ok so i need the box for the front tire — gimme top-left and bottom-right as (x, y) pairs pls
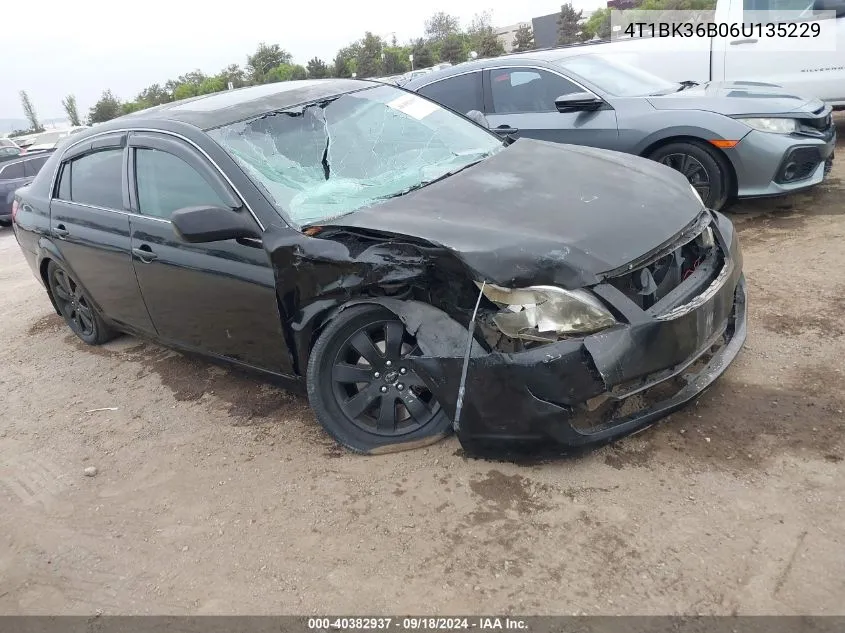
(306, 304), (451, 453)
(47, 261), (116, 345)
(648, 141), (730, 211)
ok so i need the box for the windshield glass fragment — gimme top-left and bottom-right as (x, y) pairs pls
(208, 85), (504, 225)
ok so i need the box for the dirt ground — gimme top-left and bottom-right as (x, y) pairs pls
(1, 125), (843, 616)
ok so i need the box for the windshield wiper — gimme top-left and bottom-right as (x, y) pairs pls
(378, 157), (488, 201)
(675, 80), (699, 92)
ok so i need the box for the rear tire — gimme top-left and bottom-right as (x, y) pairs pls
(47, 261), (117, 345)
(647, 141), (731, 211)
(306, 304), (452, 454)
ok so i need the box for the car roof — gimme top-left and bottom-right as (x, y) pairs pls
(85, 79), (378, 137)
(401, 49), (597, 89)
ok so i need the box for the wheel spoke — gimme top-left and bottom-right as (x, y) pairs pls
(402, 391), (432, 423)
(56, 271), (72, 295)
(77, 305), (95, 331)
(375, 396), (396, 432)
(383, 322), (405, 360)
(343, 383), (381, 419)
(399, 372), (428, 389)
(333, 362), (373, 384)
(53, 284), (71, 302)
(349, 331), (383, 366)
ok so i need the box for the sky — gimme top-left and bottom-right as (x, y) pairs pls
(1, 0), (605, 123)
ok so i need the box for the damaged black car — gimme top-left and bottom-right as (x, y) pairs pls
(11, 79), (747, 455)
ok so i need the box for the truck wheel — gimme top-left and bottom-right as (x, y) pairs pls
(306, 304), (451, 454)
(648, 141), (730, 211)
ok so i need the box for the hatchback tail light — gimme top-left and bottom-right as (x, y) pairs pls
(11, 199), (20, 222)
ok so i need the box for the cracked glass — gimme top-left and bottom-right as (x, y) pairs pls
(208, 85), (503, 226)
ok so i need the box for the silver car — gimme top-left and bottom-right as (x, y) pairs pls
(403, 51), (836, 211)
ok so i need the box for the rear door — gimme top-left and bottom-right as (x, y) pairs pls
(49, 134), (156, 335)
(416, 72), (484, 116)
(482, 66), (620, 149)
(126, 131), (288, 372)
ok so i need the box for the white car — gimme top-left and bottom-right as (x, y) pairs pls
(25, 126), (88, 152)
(563, 0), (845, 107)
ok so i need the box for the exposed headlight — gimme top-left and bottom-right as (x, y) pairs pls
(737, 117), (797, 134)
(689, 183), (704, 207)
(478, 282), (617, 342)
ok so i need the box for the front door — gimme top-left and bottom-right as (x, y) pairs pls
(483, 67), (620, 149)
(125, 131), (289, 373)
(48, 134), (156, 334)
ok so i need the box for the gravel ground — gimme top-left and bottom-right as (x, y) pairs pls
(0, 126), (843, 615)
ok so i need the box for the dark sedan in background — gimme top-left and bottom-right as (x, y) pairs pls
(12, 79), (745, 456)
(404, 51), (836, 211)
(1, 153), (51, 226)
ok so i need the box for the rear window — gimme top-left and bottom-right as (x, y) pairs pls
(0, 162), (25, 180)
(24, 156), (48, 176)
(418, 73), (483, 115)
(55, 149), (123, 209)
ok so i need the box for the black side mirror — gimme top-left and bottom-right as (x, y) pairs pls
(465, 110), (490, 128)
(555, 92), (605, 113)
(814, 0), (845, 15)
(171, 206), (260, 243)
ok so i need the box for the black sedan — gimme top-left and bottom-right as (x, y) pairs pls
(12, 79), (746, 455)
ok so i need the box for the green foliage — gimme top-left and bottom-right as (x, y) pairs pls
(264, 63), (308, 83)
(307, 57), (330, 78)
(247, 43), (293, 83)
(424, 12), (461, 42)
(218, 64), (248, 89)
(411, 38), (435, 69)
(62, 94), (82, 126)
(513, 24), (535, 51)
(87, 90), (122, 124)
(438, 33), (467, 64)
(580, 8), (612, 40)
(198, 76), (226, 95)
(334, 43), (360, 78)
(137, 84), (171, 106)
(382, 47), (409, 74)
(557, 2), (583, 45)
(19, 91), (43, 132)
(467, 12), (506, 58)
(355, 32), (385, 78)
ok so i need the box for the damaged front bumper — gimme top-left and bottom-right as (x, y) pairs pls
(407, 213), (747, 452)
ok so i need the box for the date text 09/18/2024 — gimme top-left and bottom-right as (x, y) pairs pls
(306, 618), (528, 630)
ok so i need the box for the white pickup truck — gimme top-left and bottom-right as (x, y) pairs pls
(576, 0), (845, 107)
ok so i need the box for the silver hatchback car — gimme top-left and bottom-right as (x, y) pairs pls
(403, 51), (836, 211)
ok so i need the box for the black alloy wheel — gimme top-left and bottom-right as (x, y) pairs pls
(307, 305), (451, 453)
(47, 261), (115, 345)
(648, 140), (730, 211)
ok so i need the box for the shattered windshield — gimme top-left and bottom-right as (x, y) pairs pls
(208, 85), (504, 225)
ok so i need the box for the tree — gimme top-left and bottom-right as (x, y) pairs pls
(424, 12), (461, 42)
(438, 33), (466, 64)
(580, 8), (611, 40)
(467, 12), (506, 58)
(19, 91), (43, 132)
(217, 64), (248, 89)
(355, 32), (385, 78)
(382, 47), (409, 74)
(62, 94), (82, 126)
(198, 76), (226, 95)
(513, 24), (535, 51)
(87, 90), (122, 124)
(334, 43), (360, 77)
(307, 57), (330, 78)
(247, 43), (293, 83)
(557, 3), (583, 45)
(410, 38), (435, 69)
(137, 84), (171, 106)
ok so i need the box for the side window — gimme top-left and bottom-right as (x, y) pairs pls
(0, 162), (25, 180)
(489, 68), (580, 114)
(418, 73), (483, 115)
(134, 148), (227, 220)
(65, 149), (124, 209)
(56, 163), (71, 200)
(24, 156), (48, 177)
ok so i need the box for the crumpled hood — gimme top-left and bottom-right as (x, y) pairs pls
(323, 139), (703, 289)
(647, 81), (825, 116)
